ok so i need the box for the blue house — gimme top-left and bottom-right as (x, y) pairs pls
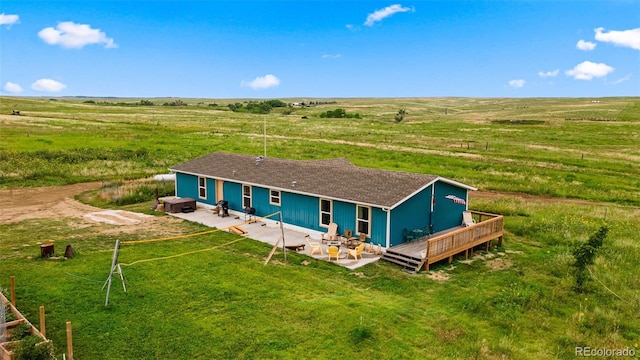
(169, 152), (477, 249)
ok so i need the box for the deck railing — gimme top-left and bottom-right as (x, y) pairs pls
(423, 211), (504, 270)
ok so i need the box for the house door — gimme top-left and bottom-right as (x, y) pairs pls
(216, 180), (224, 202)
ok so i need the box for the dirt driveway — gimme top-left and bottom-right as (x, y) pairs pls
(0, 182), (106, 224)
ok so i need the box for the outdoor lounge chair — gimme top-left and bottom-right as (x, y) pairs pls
(358, 233), (367, 245)
(462, 211), (476, 227)
(306, 235), (323, 255)
(327, 245), (341, 261)
(347, 243), (365, 260)
(342, 229), (357, 247)
(321, 223), (339, 243)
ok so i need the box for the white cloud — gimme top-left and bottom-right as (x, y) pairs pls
(576, 40), (596, 51)
(31, 79), (67, 92)
(38, 21), (117, 49)
(0, 13), (19, 28)
(3, 82), (23, 93)
(594, 27), (640, 50)
(364, 4), (413, 26)
(538, 69), (559, 78)
(241, 74), (280, 90)
(565, 61), (614, 80)
(508, 79), (525, 88)
(322, 54), (342, 59)
(345, 24), (354, 30)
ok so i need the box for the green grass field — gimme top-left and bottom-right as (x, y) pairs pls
(1, 96), (639, 359)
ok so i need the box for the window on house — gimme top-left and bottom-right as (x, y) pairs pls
(356, 205), (371, 236)
(242, 184), (252, 208)
(198, 177), (207, 199)
(270, 189), (281, 206)
(319, 199), (332, 227)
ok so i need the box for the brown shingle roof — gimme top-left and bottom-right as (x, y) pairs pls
(170, 152), (451, 208)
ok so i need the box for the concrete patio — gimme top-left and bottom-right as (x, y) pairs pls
(163, 201), (383, 270)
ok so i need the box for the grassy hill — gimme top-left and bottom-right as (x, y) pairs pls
(0, 96), (638, 359)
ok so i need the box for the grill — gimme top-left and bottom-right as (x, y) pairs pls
(217, 200), (229, 217)
(244, 206), (256, 222)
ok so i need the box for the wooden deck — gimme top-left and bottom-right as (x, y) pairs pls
(382, 211), (504, 273)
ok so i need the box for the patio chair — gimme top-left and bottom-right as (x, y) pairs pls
(462, 211), (476, 227)
(306, 235), (323, 256)
(321, 222), (339, 243)
(347, 243), (365, 260)
(342, 229), (356, 247)
(358, 233), (367, 245)
(327, 245), (341, 261)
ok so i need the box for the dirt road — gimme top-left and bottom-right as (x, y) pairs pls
(0, 182), (105, 224)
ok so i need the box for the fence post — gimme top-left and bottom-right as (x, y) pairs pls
(10, 276), (15, 306)
(66, 321), (74, 360)
(40, 306), (46, 338)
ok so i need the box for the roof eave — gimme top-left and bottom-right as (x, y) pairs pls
(437, 176), (478, 191)
(170, 168), (390, 209)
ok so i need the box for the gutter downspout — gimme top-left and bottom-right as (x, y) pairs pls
(383, 207), (391, 249)
(174, 172), (179, 198)
(429, 184), (435, 234)
(465, 190), (470, 211)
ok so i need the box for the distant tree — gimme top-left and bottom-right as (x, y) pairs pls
(395, 108), (407, 123)
(162, 99), (186, 106)
(246, 101), (272, 114)
(265, 99), (287, 108)
(140, 99), (154, 106)
(226, 99), (288, 114)
(228, 103), (243, 112)
(319, 108), (360, 119)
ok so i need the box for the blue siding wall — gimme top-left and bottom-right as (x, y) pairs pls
(176, 173), (199, 200)
(389, 185), (432, 247)
(223, 182), (242, 211)
(280, 192), (320, 230)
(370, 208), (387, 246)
(175, 173), (216, 205)
(332, 201), (355, 235)
(432, 182), (468, 232)
(251, 187), (275, 216)
(203, 178), (216, 205)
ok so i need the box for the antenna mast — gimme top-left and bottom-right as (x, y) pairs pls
(263, 116), (267, 158)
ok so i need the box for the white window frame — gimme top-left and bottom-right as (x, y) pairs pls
(319, 198), (332, 228)
(242, 184), (252, 208)
(198, 176), (207, 199)
(269, 189), (281, 206)
(356, 204), (371, 237)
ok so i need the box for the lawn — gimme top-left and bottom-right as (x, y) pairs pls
(1, 96), (639, 359)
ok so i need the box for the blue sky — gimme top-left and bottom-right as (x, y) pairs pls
(1, 1), (639, 98)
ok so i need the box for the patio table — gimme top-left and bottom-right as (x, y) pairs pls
(284, 244), (305, 252)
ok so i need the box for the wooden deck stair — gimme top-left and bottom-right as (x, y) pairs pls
(381, 249), (425, 274)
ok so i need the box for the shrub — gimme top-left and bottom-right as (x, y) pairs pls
(572, 226), (608, 292)
(13, 335), (55, 360)
(12, 322), (33, 340)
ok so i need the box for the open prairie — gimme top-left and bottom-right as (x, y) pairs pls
(0, 96), (639, 359)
